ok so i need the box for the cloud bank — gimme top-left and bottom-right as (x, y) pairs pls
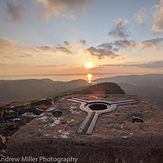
(102, 60), (163, 68)
(85, 39), (135, 60)
(85, 46), (119, 60)
(0, 38), (81, 57)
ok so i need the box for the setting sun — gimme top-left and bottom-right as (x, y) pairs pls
(84, 62), (93, 69)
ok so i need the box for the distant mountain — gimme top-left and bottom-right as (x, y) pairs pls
(73, 82), (125, 95)
(0, 79), (88, 105)
(94, 74), (163, 87)
(94, 74), (163, 109)
(1, 74), (163, 110)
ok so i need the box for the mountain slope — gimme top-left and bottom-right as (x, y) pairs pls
(94, 74), (163, 87)
(0, 79), (88, 105)
(94, 74), (163, 109)
(73, 82), (125, 94)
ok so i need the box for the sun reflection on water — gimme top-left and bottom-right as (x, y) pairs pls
(87, 74), (92, 83)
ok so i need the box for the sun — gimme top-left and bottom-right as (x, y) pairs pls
(84, 62), (93, 69)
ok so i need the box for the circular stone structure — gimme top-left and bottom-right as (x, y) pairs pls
(6, 94), (163, 163)
(85, 102), (110, 110)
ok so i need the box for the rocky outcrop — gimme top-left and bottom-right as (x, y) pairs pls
(6, 94), (163, 163)
(73, 82), (125, 94)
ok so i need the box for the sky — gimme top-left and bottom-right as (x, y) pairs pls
(0, 0), (163, 79)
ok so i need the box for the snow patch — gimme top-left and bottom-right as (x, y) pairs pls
(60, 132), (70, 138)
(36, 108), (44, 112)
(51, 98), (55, 104)
(24, 103), (30, 105)
(70, 106), (80, 114)
(49, 118), (62, 127)
(70, 106), (77, 109)
(67, 119), (74, 123)
(50, 123), (56, 127)
(12, 118), (22, 121)
(58, 117), (64, 120)
(39, 116), (48, 120)
(47, 107), (55, 111)
(22, 112), (38, 118)
(122, 136), (128, 139)
(9, 110), (15, 113)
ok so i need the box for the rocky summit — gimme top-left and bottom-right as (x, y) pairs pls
(6, 94), (163, 163)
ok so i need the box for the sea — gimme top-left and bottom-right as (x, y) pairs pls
(0, 73), (130, 82)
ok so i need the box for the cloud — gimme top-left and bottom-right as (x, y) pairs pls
(0, 38), (36, 58)
(36, 45), (56, 54)
(139, 38), (163, 49)
(36, 42), (75, 55)
(98, 43), (119, 52)
(114, 40), (136, 49)
(137, 60), (163, 68)
(56, 41), (74, 55)
(101, 60), (163, 68)
(6, 0), (27, 24)
(0, 38), (19, 55)
(0, 63), (6, 66)
(108, 18), (129, 39)
(0, 38), (81, 57)
(64, 41), (70, 46)
(18, 54), (36, 58)
(56, 46), (74, 55)
(152, 0), (163, 32)
(85, 43), (119, 60)
(37, 0), (92, 19)
(79, 40), (87, 45)
(134, 8), (148, 25)
(85, 39), (136, 60)
(36, 64), (67, 67)
(38, 41), (78, 55)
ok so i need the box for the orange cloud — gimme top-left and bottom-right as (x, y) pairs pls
(152, 0), (163, 32)
(139, 38), (163, 50)
(0, 39), (19, 55)
(37, 0), (92, 19)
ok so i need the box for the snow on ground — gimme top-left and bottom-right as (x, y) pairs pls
(22, 112), (38, 118)
(58, 130), (70, 138)
(69, 106), (81, 114)
(36, 108), (44, 112)
(67, 119), (74, 123)
(47, 107), (55, 111)
(12, 118), (22, 121)
(9, 110), (15, 113)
